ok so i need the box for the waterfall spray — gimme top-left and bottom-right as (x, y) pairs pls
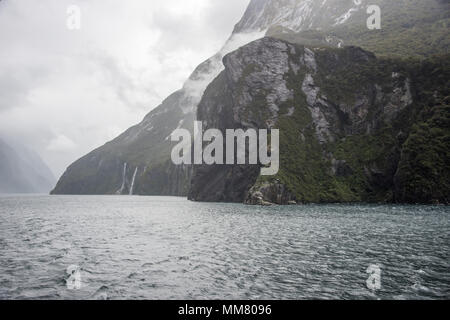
(117, 162), (127, 195)
(129, 167), (138, 195)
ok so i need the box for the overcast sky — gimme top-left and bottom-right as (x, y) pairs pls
(0, 0), (250, 178)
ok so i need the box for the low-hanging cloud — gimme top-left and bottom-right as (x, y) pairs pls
(0, 0), (250, 177)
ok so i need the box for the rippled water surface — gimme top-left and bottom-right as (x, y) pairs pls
(0, 195), (448, 300)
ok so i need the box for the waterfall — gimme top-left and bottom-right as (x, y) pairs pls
(129, 167), (138, 195)
(117, 162), (127, 194)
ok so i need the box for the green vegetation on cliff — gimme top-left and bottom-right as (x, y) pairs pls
(270, 0), (449, 59)
(235, 41), (450, 204)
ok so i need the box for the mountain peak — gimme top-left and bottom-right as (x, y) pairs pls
(233, 0), (364, 34)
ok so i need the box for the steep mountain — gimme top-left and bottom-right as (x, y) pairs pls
(234, 0), (367, 32)
(51, 31), (265, 195)
(53, 0), (449, 198)
(268, 0), (450, 59)
(0, 138), (56, 193)
(189, 38), (449, 204)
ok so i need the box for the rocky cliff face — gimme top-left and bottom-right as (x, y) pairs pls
(52, 88), (195, 195)
(52, 0), (449, 200)
(51, 31), (265, 195)
(246, 0), (450, 59)
(52, 0), (373, 196)
(234, 0), (366, 33)
(189, 37), (449, 204)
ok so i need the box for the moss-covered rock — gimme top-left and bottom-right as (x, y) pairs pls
(190, 37), (450, 205)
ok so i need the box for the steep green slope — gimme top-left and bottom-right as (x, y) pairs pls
(270, 0), (450, 59)
(52, 89), (194, 195)
(53, 0), (449, 197)
(190, 37), (449, 204)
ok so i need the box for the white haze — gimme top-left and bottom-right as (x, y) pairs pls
(0, 0), (250, 178)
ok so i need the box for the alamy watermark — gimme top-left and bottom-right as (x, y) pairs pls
(66, 5), (81, 30)
(171, 121), (279, 176)
(352, 0), (381, 30)
(367, 5), (381, 30)
(66, 265), (82, 290)
(366, 264), (382, 291)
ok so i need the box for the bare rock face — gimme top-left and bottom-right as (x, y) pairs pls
(233, 0), (368, 34)
(53, 0), (449, 201)
(51, 30), (265, 196)
(189, 37), (449, 204)
(245, 180), (296, 205)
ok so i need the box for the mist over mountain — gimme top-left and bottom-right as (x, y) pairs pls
(239, 0), (449, 58)
(51, 8), (268, 196)
(0, 138), (56, 194)
(52, 0), (449, 204)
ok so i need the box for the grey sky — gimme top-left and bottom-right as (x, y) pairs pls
(0, 0), (250, 178)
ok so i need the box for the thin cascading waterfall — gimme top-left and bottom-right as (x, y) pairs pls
(129, 167), (138, 196)
(117, 162), (127, 195)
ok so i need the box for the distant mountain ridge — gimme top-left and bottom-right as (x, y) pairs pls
(0, 138), (55, 194)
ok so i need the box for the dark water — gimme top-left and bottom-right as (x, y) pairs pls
(0, 195), (448, 300)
